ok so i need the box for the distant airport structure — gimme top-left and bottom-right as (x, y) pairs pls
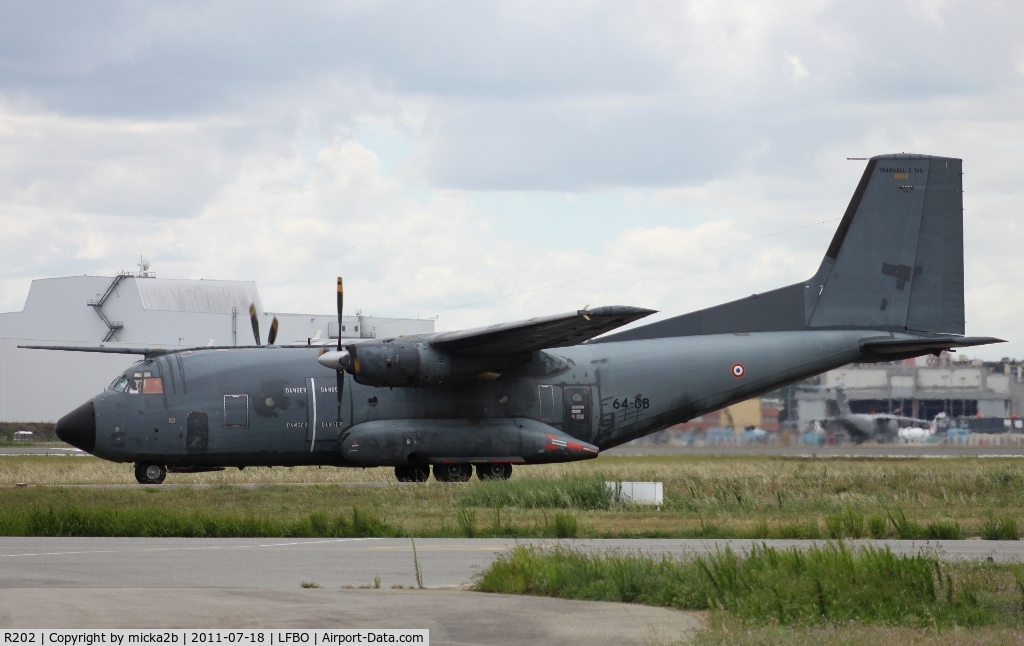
(796, 356), (1022, 422)
(0, 263), (432, 422)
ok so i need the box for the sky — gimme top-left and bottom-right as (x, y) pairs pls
(0, 1), (1022, 358)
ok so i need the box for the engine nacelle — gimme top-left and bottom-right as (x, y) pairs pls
(319, 341), (527, 387)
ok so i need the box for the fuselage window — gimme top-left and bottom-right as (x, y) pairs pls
(124, 371), (158, 395)
(224, 394), (249, 428)
(142, 377), (164, 394)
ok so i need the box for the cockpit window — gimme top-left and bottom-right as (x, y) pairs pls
(109, 376), (129, 392)
(121, 371), (161, 395)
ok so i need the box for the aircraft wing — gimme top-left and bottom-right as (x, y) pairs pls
(429, 306), (656, 356)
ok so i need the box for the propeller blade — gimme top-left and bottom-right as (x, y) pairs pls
(267, 316), (279, 345)
(342, 276), (350, 352)
(336, 276), (344, 424)
(249, 304), (261, 346)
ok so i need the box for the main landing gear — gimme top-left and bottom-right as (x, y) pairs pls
(394, 464), (430, 482)
(134, 461), (167, 485)
(433, 464), (472, 482)
(393, 463), (514, 482)
(476, 463), (513, 480)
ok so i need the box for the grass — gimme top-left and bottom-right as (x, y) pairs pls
(0, 504), (393, 537)
(475, 543), (1024, 628)
(3, 454), (1024, 538)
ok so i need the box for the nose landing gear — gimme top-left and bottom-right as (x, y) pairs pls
(134, 461), (167, 485)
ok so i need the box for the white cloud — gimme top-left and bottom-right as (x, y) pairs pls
(0, 0), (1022, 360)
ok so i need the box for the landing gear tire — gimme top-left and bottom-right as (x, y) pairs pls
(395, 465), (430, 483)
(434, 463), (472, 482)
(476, 463), (512, 480)
(135, 461), (167, 485)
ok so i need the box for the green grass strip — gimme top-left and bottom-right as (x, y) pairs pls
(475, 543), (1021, 626)
(0, 505), (393, 538)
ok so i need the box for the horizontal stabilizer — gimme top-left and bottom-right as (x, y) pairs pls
(18, 344), (173, 356)
(859, 335), (1004, 358)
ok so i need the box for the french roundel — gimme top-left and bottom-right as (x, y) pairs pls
(731, 363), (746, 378)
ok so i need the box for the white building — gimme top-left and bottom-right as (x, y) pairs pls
(794, 357), (1022, 423)
(0, 272), (433, 422)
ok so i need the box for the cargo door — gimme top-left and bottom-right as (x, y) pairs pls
(562, 386), (592, 439)
(305, 376), (346, 446)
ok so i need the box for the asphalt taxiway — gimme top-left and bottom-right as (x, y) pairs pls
(3, 537), (1024, 643)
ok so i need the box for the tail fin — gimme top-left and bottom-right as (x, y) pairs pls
(805, 154), (964, 334)
(596, 153), (966, 343)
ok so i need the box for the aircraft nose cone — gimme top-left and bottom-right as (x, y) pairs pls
(56, 400), (96, 453)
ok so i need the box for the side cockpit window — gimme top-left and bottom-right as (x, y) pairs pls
(109, 376), (129, 392)
(121, 371), (163, 395)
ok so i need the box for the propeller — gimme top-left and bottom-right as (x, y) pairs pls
(267, 317), (279, 345)
(335, 277), (344, 424)
(249, 304), (261, 346)
(578, 304), (592, 321)
(249, 304), (279, 346)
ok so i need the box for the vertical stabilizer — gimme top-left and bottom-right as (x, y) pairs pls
(806, 154), (965, 334)
(592, 153), (967, 344)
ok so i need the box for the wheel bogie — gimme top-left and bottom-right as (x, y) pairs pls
(476, 463), (512, 480)
(433, 463), (472, 482)
(134, 461), (167, 485)
(394, 464), (429, 482)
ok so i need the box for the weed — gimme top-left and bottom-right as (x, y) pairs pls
(888, 508), (925, 540)
(825, 514), (844, 539)
(551, 512), (578, 538)
(374, 575), (381, 589)
(868, 514), (887, 539)
(300, 581), (319, 588)
(924, 519), (963, 540)
(841, 509), (865, 539)
(456, 507), (476, 538)
(980, 516), (1018, 541)
(411, 538), (423, 589)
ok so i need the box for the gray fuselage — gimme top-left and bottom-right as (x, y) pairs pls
(85, 329), (878, 468)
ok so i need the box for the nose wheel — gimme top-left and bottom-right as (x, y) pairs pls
(134, 461), (167, 485)
(476, 463), (512, 480)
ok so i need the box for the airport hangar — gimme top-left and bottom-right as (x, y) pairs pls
(0, 269), (432, 424)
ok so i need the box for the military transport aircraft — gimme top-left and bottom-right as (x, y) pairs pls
(819, 387), (932, 444)
(30, 154), (1003, 483)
